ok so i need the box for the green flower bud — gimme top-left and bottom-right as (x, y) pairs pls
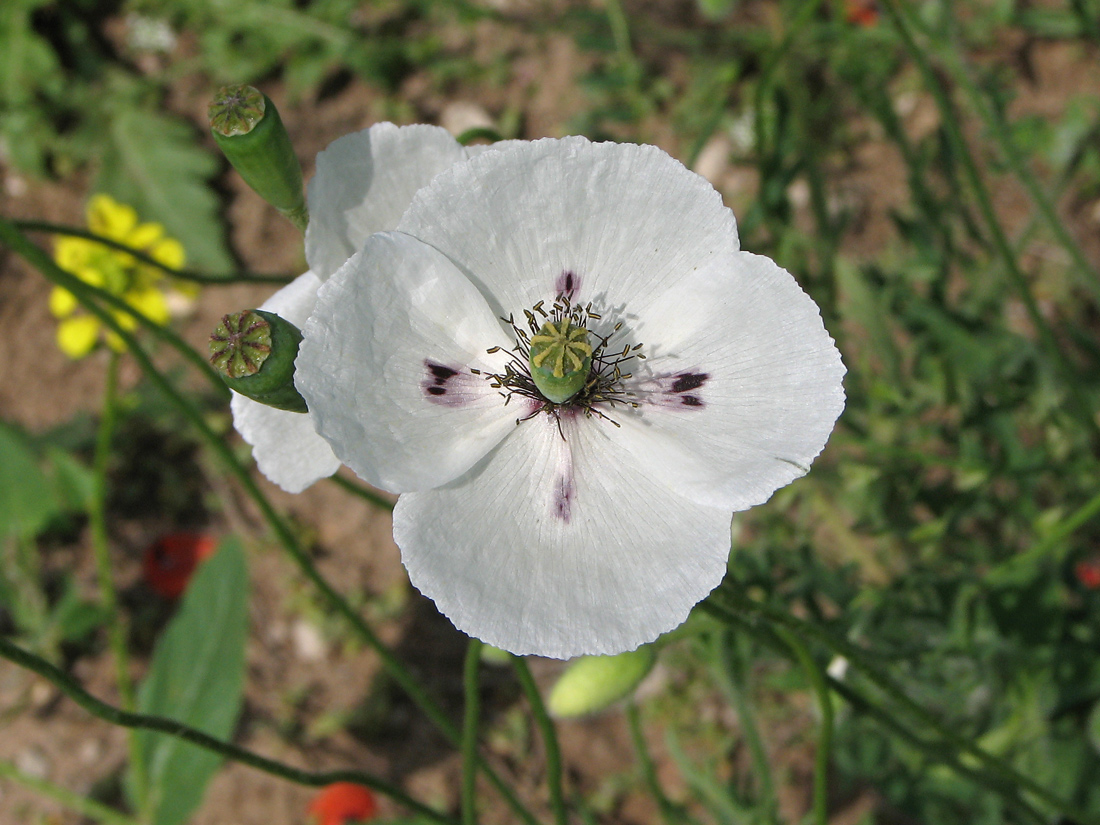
(209, 85), (308, 232)
(528, 318), (593, 404)
(209, 309), (308, 413)
(547, 646), (656, 718)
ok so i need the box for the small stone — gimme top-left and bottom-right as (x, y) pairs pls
(15, 747), (50, 779)
(441, 101), (495, 138)
(292, 619), (327, 661)
(692, 135), (731, 186)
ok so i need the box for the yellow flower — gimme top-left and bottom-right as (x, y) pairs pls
(50, 194), (188, 359)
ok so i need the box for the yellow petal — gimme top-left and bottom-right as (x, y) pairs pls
(74, 264), (107, 289)
(54, 237), (92, 272)
(112, 308), (139, 332)
(151, 237), (185, 270)
(49, 287), (78, 318)
(105, 330), (128, 352)
(128, 221), (164, 250)
(87, 194), (137, 240)
(57, 316), (100, 359)
(126, 287), (170, 326)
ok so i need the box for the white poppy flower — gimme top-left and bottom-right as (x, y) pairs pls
(297, 136), (846, 658)
(231, 123), (480, 492)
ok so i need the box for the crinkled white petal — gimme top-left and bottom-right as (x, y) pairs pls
(394, 413), (732, 659)
(604, 251), (846, 511)
(305, 123), (468, 280)
(397, 136), (739, 316)
(230, 272), (340, 493)
(297, 232), (518, 493)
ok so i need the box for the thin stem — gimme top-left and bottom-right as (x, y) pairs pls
(512, 657), (568, 825)
(0, 759), (142, 825)
(461, 638), (484, 825)
(626, 702), (683, 825)
(878, 0), (1100, 443)
(931, 6), (1100, 302)
(0, 637), (454, 823)
(327, 473), (395, 512)
(700, 601), (1049, 824)
(0, 218), (540, 825)
(987, 484), (1100, 582)
(711, 632), (778, 821)
(12, 221), (293, 284)
(772, 626), (832, 825)
(24, 257), (229, 403)
(708, 589), (1096, 824)
(89, 352), (148, 815)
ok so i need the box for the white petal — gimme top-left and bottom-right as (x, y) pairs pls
(397, 136), (739, 316)
(297, 232), (519, 493)
(230, 272), (340, 493)
(394, 413), (732, 659)
(607, 251), (845, 511)
(305, 123), (468, 280)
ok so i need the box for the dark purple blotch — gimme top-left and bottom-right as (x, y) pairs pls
(422, 360), (469, 407)
(640, 370), (710, 410)
(555, 269), (580, 299)
(553, 474), (574, 523)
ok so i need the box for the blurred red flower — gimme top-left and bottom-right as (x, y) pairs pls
(308, 783), (378, 825)
(1075, 557), (1100, 590)
(846, 0), (879, 27)
(142, 533), (216, 600)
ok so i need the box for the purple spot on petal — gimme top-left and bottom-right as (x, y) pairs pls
(422, 360), (479, 407)
(555, 269), (580, 299)
(553, 474), (573, 523)
(671, 372), (708, 393)
(637, 369), (710, 411)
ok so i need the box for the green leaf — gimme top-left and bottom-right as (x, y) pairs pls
(0, 422), (62, 540)
(97, 103), (232, 272)
(134, 537), (248, 825)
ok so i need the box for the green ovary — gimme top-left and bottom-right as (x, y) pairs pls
(529, 319), (593, 404)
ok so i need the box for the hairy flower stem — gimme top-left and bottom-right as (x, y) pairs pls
(512, 657), (568, 825)
(461, 638), (484, 825)
(13, 221), (292, 284)
(773, 626), (832, 825)
(0, 218), (538, 825)
(89, 352), (148, 816)
(0, 637), (454, 824)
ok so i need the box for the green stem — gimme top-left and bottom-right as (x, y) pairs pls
(0, 217), (540, 825)
(927, 5), (1100, 302)
(89, 352), (148, 816)
(772, 626), (832, 825)
(878, 0), (1100, 443)
(711, 632), (778, 821)
(700, 601), (1049, 824)
(708, 588), (1096, 824)
(512, 657), (568, 825)
(461, 638), (484, 825)
(0, 637), (455, 825)
(626, 702), (684, 825)
(13, 221), (292, 284)
(0, 759), (142, 825)
(327, 473), (395, 512)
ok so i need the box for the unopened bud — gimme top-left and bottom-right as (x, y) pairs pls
(547, 645), (656, 718)
(209, 85), (308, 231)
(210, 309), (307, 413)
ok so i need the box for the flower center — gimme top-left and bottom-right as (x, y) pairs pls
(480, 293), (645, 427)
(528, 318), (593, 403)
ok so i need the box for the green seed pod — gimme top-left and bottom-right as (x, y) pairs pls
(528, 318), (593, 404)
(209, 85), (308, 232)
(209, 309), (308, 413)
(547, 646), (657, 718)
